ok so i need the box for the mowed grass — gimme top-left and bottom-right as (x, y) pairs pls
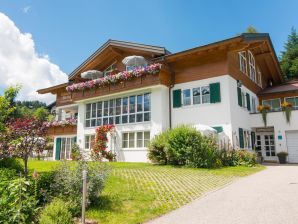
(28, 161), (264, 224)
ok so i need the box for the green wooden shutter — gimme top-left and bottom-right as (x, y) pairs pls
(251, 131), (256, 150)
(173, 89), (182, 108)
(212, 126), (223, 133)
(55, 138), (61, 160)
(239, 128), (244, 148)
(210, 82), (221, 103)
(237, 87), (242, 107)
(246, 93), (251, 111)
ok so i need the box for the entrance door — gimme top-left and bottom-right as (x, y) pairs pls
(256, 133), (276, 160)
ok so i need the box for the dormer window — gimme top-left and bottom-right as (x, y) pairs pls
(238, 51), (247, 74)
(248, 50), (256, 81)
(103, 62), (117, 77)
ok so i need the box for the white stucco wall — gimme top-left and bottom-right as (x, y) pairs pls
(75, 85), (169, 162)
(171, 75), (233, 142)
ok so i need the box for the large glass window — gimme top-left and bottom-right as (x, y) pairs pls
(60, 137), (75, 160)
(201, 86), (210, 104)
(192, 87), (201, 105)
(85, 93), (151, 127)
(263, 99), (281, 111)
(122, 131), (150, 149)
(248, 51), (256, 81)
(239, 51), (247, 74)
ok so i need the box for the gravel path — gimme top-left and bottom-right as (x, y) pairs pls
(147, 165), (298, 224)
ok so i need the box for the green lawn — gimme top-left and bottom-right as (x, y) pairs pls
(28, 161), (264, 224)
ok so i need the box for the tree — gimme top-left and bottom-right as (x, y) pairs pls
(280, 28), (298, 80)
(0, 86), (20, 132)
(8, 117), (48, 179)
(246, 26), (258, 33)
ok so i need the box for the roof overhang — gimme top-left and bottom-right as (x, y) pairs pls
(37, 83), (68, 94)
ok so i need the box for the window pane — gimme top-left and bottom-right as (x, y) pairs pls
(122, 97), (128, 114)
(96, 118), (102, 126)
(144, 131), (150, 147)
(85, 120), (90, 127)
(103, 117), (109, 125)
(115, 116), (121, 124)
(129, 114), (135, 123)
(91, 119), (96, 127)
(136, 113), (143, 122)
(271, 99), (280, 110)
(122, 115), (128, 124)
(144, 112), (150, 122)
(129, 96), (136, 113)
(109, 100), (115, 116)
(286, 97), (295, 106)
(91, 103), (97, 118)
(104, 101), (109, 116)
(85, 136), (89, 149)
(183, 89), (191, 106)
(137, 132), (143, 147)
(193, 87), (201, 104)
(109, 117), (114, 125)
(97, 102), (102, 117)
(122, 133), (128, 148)
(86, 104), (91, 119)
(129, 133), (135, 148)
(116, 98), (121, 115)
(137, 95), (143, 112)
(202, 86), (210, 103)
(144, 93), (150, 111)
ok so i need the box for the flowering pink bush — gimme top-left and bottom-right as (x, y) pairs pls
(44, 118), (77, 127)
(66, 63), (162, 92)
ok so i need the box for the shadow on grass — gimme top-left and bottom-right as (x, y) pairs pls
(90, 195), (121, 212)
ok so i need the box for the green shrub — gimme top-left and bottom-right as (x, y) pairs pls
(0, 168), (17, 180)
(220, 149), (257, 167)
(0, 157), (23, 172)
(51, 161), (109, 215)
(148, 130), (169, 164)
(39, 198), (73, 224)
(149, 125), (221, 168)
(34, 171), (56, 205)
(0, 177), (37, 223)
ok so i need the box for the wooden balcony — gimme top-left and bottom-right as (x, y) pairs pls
(46, 125), (77, 136)
(56, 70), (170, 106)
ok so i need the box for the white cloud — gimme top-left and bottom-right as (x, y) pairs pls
(0, 12), (68, 104)
(22, 6), (31, 14)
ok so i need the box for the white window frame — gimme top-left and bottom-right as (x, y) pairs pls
(251, 97), (257, 113)
(182, 86), (210, 107)
(239, 51), (247, 74)
(248, 50), (256, 82)
(85, 135), (95, 150)
(122, 131), (150, 149)
(243, 130), (251, 149)
(60, 137), (75, 160)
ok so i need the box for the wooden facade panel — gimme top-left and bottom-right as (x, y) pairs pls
(259, 91), (298, 103)
(173, 58), (228, 84)
(47, 125), (77, 136)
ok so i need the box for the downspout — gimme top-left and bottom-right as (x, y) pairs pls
(162, 57), (175, 129)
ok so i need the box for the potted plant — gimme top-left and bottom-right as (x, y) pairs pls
(281, 101), (293, 124)
(277, 151), (288, 164)
(257, 105), (271, 127)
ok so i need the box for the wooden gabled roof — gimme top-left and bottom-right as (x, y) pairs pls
(68, 39), (170, 81)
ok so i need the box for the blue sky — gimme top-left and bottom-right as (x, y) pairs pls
(0, 0), (298, 78)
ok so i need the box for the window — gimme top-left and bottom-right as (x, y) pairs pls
(243, 130), (251, 149)
(192, 87), (201, 104)
(248, 51), (256, 81)
(251, 97), (257, 113)
(103, 62), (117, 77)
(60, 137), (75, 160)
(241, 92), (246, 108)
(85, 135), (95, 150)
(256, 67), (262, 87)
(263, 99), (281, 111)
(201, 86), (210, 103)
(238, 51), (247, 74)
(85, 93), (151, 127)
(122, 131), (150, 149)
(285, 97), (298, 109)
(183, 89), (191, 106)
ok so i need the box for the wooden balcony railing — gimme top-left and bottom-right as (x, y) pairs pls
(46, 125), (77, 136)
